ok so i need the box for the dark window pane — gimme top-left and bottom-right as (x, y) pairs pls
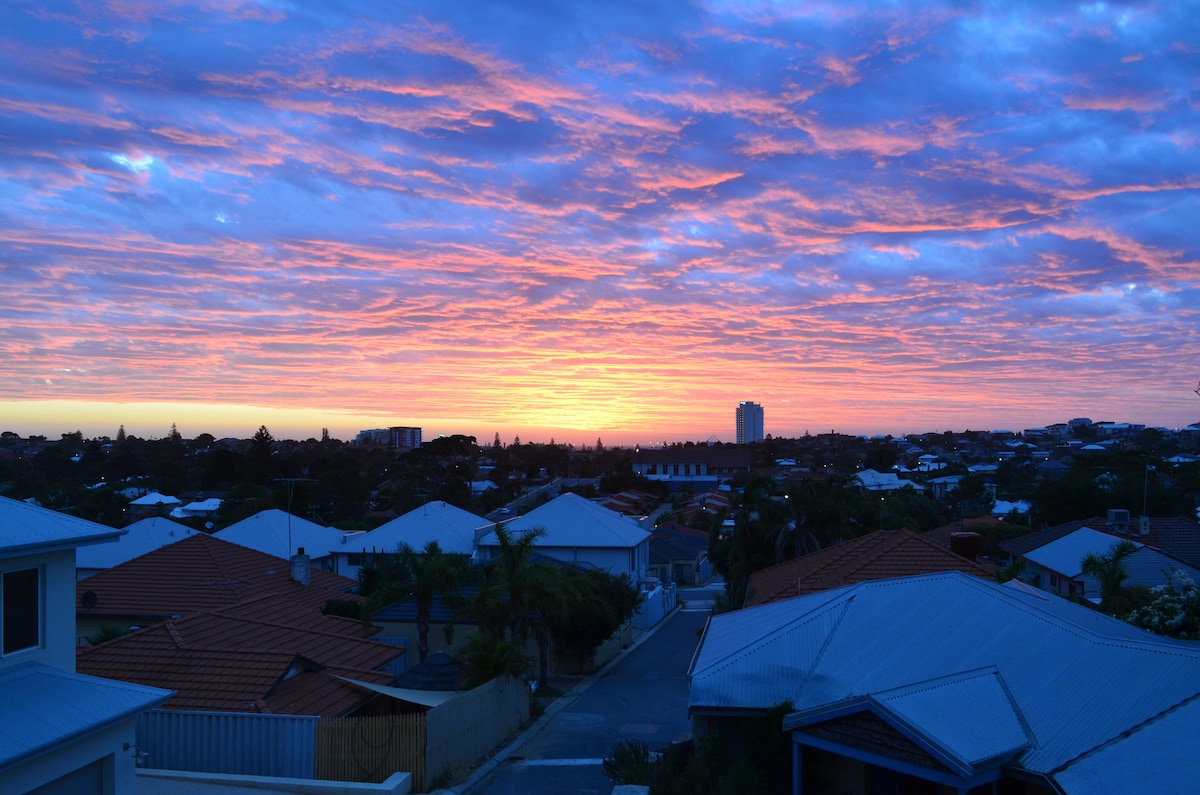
(3, 568), (40, 654)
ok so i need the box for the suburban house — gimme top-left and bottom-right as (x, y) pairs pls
(77, 608), (404, 716)
(474, 492), (651, 581)
(648, 521), (711, 587)
(1002, 525), (1200, 601)
(598, 489), (663, 518)
(631, 445), (753, 491)
(126, 491), (182, 519)
(744, 529), (997, 607)
(170, 497), (222, 521)
(75, 515), (200, 580)
(331, 500), (488, 581)
(75, 532), (358, 645)
(1000, 514), (1200, 571)
(0, 496), (172, 795)
(852, 469), (918, 491)
(72, 525), (525, 792)
(214, 508), (358, 575)
(689, 572), (1200, 794)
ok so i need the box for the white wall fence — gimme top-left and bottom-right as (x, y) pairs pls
(425, 675), (529, 783)
(632, 582), (677, 630)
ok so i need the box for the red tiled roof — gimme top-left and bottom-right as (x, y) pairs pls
(77, 532), (357, 623)
(745, 529), (998, 607)
(77, 611), (401, 716)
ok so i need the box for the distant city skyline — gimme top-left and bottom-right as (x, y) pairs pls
(1, 3), (1197, 444)
(2, 401), (1194, 448)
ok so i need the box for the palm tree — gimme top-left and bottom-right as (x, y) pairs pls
(1081, 540), (1139, 614)
(474, 523), (567, 688)
(361, 540), (469, 663)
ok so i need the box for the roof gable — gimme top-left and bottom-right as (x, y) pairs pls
(690, 572), (1200, 781)
(215, 509), (350, 560)
(347, 501), (487, 557)
(787, 668), (1033, 779)
(1023, 528), (1142, 578)
(477, 493), (650, 549)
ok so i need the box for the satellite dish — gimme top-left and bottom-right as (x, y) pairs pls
(81, 591), (98, 609)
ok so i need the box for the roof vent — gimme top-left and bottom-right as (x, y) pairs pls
(1138, 515), (1150, 536)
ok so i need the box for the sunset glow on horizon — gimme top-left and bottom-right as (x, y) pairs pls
(2, 1), (1198, 446)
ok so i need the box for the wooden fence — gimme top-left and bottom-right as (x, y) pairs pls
(316, 714), (426, 790)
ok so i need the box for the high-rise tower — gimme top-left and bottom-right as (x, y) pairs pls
(736, 401), (764, 444)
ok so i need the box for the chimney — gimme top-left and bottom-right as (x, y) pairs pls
(950, 531), (982, 561)
(291, 547), (311, 586)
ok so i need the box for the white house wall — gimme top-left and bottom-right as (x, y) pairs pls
(1, 548), (77, 673)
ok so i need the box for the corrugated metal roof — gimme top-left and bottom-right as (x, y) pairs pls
(0, 663), (172, 770)
(873, 668), (1031, 768)
(77, 516), (200, 571)
(689, 572), (1200, 790)
(215, 509), (350, 560)
(476, 492), (650, 549)
(1024, 527), (1142, 578)
(346, 501), (488, 557)
(0, 495), (124, 556)
(1052, 694), (1200, 795)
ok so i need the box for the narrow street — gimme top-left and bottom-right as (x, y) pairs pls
(458, 606), (712, 795)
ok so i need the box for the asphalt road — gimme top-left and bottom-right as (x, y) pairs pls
(459, 608), (711, 795)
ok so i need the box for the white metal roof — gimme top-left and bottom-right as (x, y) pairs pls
(76, 516), (200, 572)
(0, 495), (124, 558)
(1023, 527), (1142, 578)
(215, 508), (350, 560)
(475, 492), (650, 550)
(689, 572), (1200, 791)
(0, 663), (172, 771)
(127, 491), (181, 506)
(346, 501), (488, 557)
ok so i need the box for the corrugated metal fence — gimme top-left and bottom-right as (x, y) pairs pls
(138, 710), (317, 778)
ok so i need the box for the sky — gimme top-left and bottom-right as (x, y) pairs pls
(1, 1), (1198, 446)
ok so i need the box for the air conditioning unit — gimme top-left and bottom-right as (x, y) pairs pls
(1107, 509), (1130, 531)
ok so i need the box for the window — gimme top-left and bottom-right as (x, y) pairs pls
(2, 567), (40, 655)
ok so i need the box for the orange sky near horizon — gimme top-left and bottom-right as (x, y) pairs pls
(1, 1), (1198, 444)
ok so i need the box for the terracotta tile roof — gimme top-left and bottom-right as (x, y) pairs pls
(745, 529), (998, 607)
(77, 611), (401, 716)
(77, 532), (357, 623)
